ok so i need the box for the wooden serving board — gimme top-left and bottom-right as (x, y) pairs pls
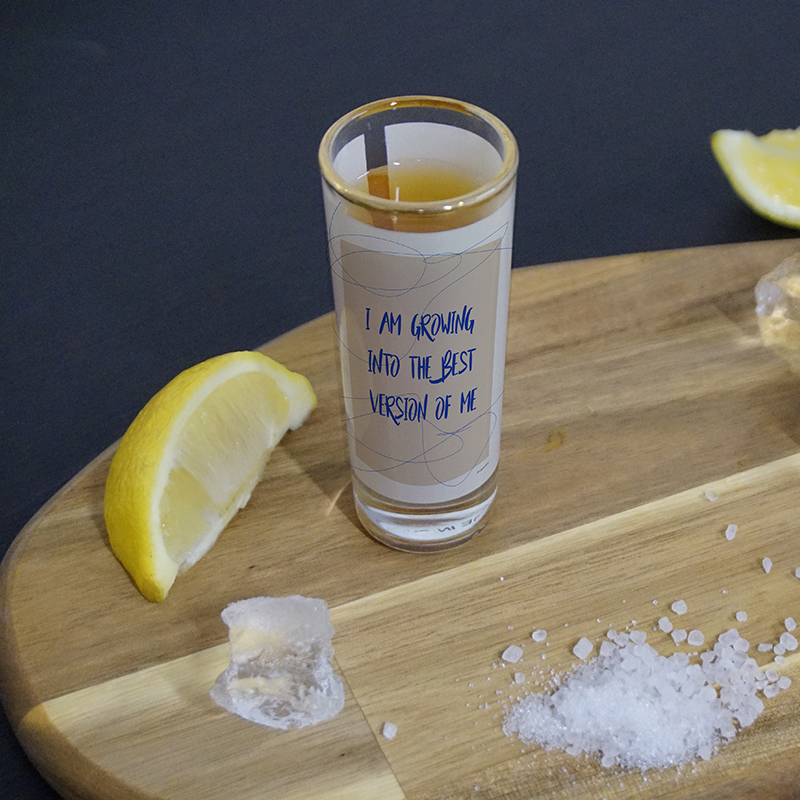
(4, 239), (800, 800)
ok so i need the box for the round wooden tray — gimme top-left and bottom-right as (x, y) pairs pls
(3, 239), (800, 799)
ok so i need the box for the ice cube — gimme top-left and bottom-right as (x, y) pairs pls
(210, 595), (345, 730)
(755, 253), (800, 372)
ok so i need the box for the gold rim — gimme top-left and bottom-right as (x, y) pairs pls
(319, 95), (518, 216)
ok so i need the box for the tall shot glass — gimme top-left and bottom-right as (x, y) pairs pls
(319, 96), (518, 552)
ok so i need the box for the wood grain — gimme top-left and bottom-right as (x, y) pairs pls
(2, 238), (800, 799)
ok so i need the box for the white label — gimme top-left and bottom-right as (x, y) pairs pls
(324, 184), (514, 504)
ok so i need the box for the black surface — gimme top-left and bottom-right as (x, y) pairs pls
(2, 2), (799, 797)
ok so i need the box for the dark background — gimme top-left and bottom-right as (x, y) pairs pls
(2, 2), (798, 796)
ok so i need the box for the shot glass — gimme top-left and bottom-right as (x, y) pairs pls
(319, 96), (518, 552)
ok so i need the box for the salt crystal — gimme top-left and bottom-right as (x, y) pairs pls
(532, 629), (548, 642)
(573, 637), (594, 661)
(671, 600), (688, 615)
(600, 641), (616, 658)
(658, 616), (673, 633)
(705, 489), (719, 501)
(763, 557), (773, 574)
(778, 676), (792, 690)
(774, 643), (786, 656)
(503, 628), (782, 772)
(757, 643), (773, 653)
(796, 568), (800, 579)
(502, 645), (524, 664)
(775, 655), (787, 666)
(210, 596), (345, 730)
(382, 721), (398, 740)
(736, 611), (747, 622)
(630, 630), (647, 645)
(719, 628), (740, 646)
(672, 629), (687, 644)
(514, 673), (525, 684)
(725, 524), (738, 540)
(786, 617), (797, 632)
(687, 630), (705, 647)
(779, 632), (798, 651)
(611, 631), (630, 646)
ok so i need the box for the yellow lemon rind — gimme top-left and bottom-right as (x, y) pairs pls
(104, 351), (316, 602)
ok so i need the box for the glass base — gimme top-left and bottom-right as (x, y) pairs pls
(352, 471), (497, 553)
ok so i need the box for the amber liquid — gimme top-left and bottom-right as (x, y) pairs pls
(349, 160), (512, 233)
(356, 159), (485, 202)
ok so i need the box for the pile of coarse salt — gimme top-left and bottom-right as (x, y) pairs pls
(503, 627), (792, 771)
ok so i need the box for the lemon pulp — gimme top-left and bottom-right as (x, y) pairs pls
(104, 351), (316, 601)
(711, 127), (800, 229)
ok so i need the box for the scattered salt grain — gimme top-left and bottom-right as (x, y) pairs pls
(785, 617), (797, 632)
(779, 632), (798, 651)
(532, 629), (548, 642)
(687, 630), (705, 647)
(672, 629), (687, 644)
(503, 628), (775, 771)
(658, 617), (673, 633)
(600, 641), (616, 658)
(671, 600), (688, 615)
(733, 635), (750, 653)
(763, 557), (773, 574)
(382, 721), (398, 740)
(705, 489), (719, 501)
(502, 645), (524, 664)
(775, 655), (787, 666)
(796, 568), (800, 579)
(630, 630), (647, 645)
(758, 643), (773, 653)
(572, 637), (594, 661)
(514, 673), (525, 684)
(736, 611), (747, 623)
(725, 524), (738, 540)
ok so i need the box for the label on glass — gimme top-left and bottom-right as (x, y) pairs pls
(325, 188), (514, 505)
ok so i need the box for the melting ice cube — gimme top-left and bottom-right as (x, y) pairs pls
(210, 595), (345, 730)
(756, 253), (800, 372)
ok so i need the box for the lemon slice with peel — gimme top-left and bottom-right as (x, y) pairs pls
(711, 127), (800, 229)
(104, 351), (317, 601)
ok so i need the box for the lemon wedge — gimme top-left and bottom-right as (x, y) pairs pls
(104, 351), (317, 602)
(711, 127), (800, 229)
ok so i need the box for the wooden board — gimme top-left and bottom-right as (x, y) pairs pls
(3, 238), (800, 800)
